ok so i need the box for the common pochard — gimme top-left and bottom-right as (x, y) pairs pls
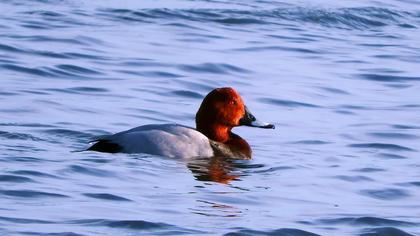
(88, 87), (274, 159)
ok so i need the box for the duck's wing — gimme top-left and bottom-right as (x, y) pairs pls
(87, 124), (213, 158)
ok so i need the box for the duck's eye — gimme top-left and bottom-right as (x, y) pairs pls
(230, 100), (237, 106)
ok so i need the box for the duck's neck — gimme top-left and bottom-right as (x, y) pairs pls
(197, 124), (231, 143)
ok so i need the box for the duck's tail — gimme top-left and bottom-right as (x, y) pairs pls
(87, 139), (122, 153)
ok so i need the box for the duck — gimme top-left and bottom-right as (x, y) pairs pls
(87, 87), (274, 159)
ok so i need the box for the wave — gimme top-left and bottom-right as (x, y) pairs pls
(360, 188), (410, 200)
(0, 189), (69, 198)
(0, 216), (200, 234)
(97, 7), (419, 30)
(348, 143), (415, 152)
(0, 131), (43, 141)
(317, 216), (418, 226)
(67, 218), (201, 234)
(0, 216), (53, 224)
(0, 174), (34, 183)
(224, 228), (321, 236)
(360, 227), (415, 236)
(259, 98), (320, 108)
(359, 74), (420, 82)
(83, 193), (132, 202)
(0, 63), (105, 80)
(368, 132), (418, 140)
(64, 164), (116, 177)
(17, 231), (85, 236)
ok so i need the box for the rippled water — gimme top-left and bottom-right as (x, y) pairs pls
(1, 0), (420, 235)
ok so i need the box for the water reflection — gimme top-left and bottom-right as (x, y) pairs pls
(187, 156), (241, 184)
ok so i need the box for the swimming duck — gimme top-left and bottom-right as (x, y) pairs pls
(87, 87), (274, 159)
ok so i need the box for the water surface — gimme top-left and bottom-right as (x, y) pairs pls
(1, 0), (420, 235)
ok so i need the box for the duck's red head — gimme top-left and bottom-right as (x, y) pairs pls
(195, 87), (274, 144)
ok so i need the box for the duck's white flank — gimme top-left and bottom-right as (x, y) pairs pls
(99, 124), (214, 158)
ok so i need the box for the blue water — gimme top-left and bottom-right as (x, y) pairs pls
(1, 0), (420, 235)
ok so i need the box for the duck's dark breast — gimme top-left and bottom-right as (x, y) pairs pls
(209, 133), (252, 159)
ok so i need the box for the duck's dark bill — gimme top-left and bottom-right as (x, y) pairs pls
(239, 106), (275, 129)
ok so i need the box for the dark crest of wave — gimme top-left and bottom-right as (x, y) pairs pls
(97, 6), (419, 30)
